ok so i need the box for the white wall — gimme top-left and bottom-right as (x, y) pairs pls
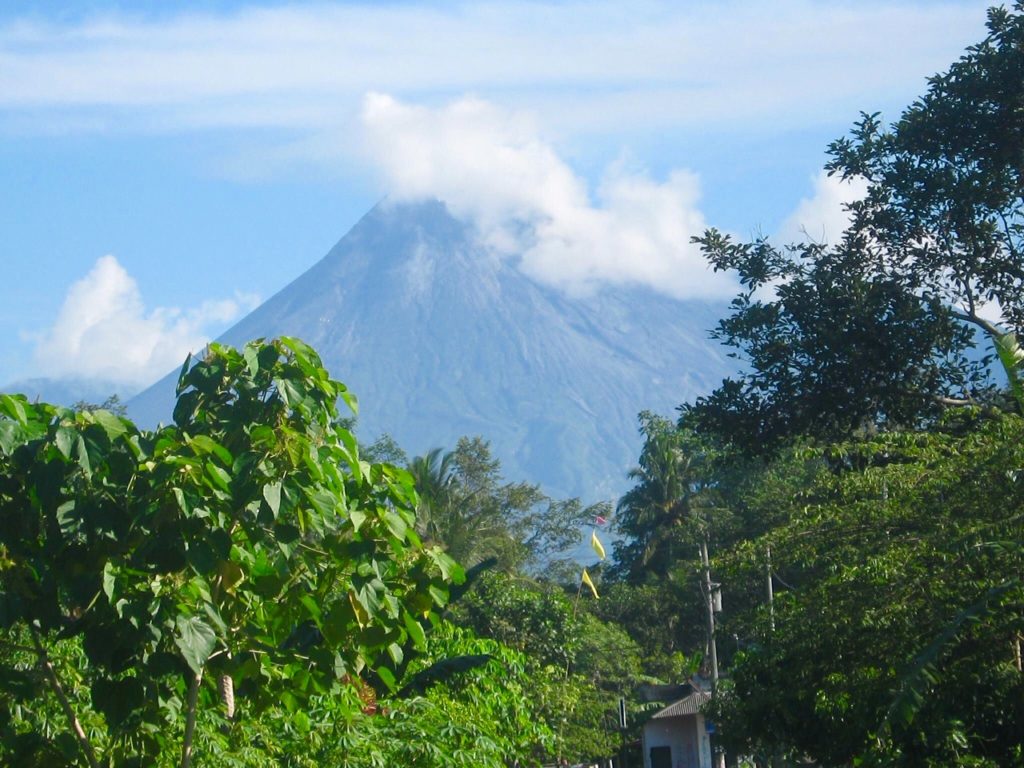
(641, 714), (712, 768)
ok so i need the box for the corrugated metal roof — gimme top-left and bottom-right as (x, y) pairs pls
(651, 691), (711, 719)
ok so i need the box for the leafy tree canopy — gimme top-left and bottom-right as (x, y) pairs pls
(613, 412), (739, 582)
(409, 436), (608, 572)
(0, 338), (462, 767)
(709, 413), (1024, 766)
(687, 2), (1024, 450)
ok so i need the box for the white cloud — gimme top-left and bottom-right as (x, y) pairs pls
(30, 255), (259, 387)
(975, 298), (1006, 327)
(0, 1), (991, 142)
(776, 170), (869, 245)
(361, 93), (734, 300)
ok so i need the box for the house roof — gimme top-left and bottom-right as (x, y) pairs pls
(650, 690), (712, 719)
(637, 683), (692, 703)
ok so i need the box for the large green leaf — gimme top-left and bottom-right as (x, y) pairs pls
(263, 481), (282, 518)
(54, 426), (76, 459)
(91, 409), (129, 441)
(187, 434), (233, 466)
(174, 615), (217, 675)
(0, 394), (27, 424)
(994, 332), (1024, 410)
(403, 610), (427, 650)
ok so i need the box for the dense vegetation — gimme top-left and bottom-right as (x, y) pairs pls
(3, 3), (1024, 766)
(679, 5), (1024, 764)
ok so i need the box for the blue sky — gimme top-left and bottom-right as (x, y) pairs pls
(0, 0), (996, 391)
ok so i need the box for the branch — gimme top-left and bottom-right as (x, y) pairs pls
(933, 395), (976, 407)
(895, 387), (975, 407)
(28, 624), (100, 768)
(950, 307), (1004, 339)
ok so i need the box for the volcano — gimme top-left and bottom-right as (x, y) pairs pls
(128, 200), (734, 500)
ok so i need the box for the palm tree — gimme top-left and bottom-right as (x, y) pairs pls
(407, 447), (455, 541)
(615, 413), (718, 580)
(407, 440), (524, 568)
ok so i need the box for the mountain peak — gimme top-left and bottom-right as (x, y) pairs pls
(128, 200), (734, 500)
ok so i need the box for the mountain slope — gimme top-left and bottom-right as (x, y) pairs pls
(128, 200), (734, 500)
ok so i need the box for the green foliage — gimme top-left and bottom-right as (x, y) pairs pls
(708, 416), (1024, 765)
(533, 668), (622, 763)
(573, 611), (644, 694)
(614, 412), (731, 581)
(688, 3), (1024, 449)
(410, 437), (607, 572)
(591, 581), (704, 681)
(450, 571), (642, 763)
(453, 572), (580, 669)
(244, 622), (553, 768)
(0, 338), (462, 766)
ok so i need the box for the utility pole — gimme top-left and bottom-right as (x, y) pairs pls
(700, 537), (725, 768)
(767, 544), (783, 768)
(618, 696), (628, 768)
(700, 538), (720, 683)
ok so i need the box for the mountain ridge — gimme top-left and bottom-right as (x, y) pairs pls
(128, 200), (735, 500)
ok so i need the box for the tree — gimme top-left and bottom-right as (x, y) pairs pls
(614, 412), (727, 581)
(689, 3), (1024, 449)
(828, 3), (1024, 336)
(409, 437), (606, 572)
(453, 572), (580, 670)
(71, 394), (128, 417)
(450, 571), (633, 763)
(684, 234), (984, 448)
(611, 412), (745, 699)
(0, 338), (462, 766)
(708, 415), (1024, 765)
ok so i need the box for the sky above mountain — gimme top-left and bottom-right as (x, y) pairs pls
(0, 0), (994, 389)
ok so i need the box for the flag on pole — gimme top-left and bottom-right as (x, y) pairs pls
(581, 568), (599, 599)
(591, 529), (606, 561)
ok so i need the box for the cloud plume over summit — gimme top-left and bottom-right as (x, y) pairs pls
(359, 94), (874, 301)
(361, 93), (734, 300)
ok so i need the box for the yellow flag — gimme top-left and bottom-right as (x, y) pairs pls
(581, 568), (599, 599)
(591, 529), (606, 561)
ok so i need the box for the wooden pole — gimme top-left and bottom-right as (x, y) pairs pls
(700, 538), (725, 768)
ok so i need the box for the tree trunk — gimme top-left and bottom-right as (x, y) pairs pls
(180, 669), (203, 768)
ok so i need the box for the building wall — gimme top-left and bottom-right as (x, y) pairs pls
(641, 714), (712, 768)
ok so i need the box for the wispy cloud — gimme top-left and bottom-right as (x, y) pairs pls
(0, 1), (990, 140)
(361, 93), (734, 300)
(29, 255), (259, 386)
